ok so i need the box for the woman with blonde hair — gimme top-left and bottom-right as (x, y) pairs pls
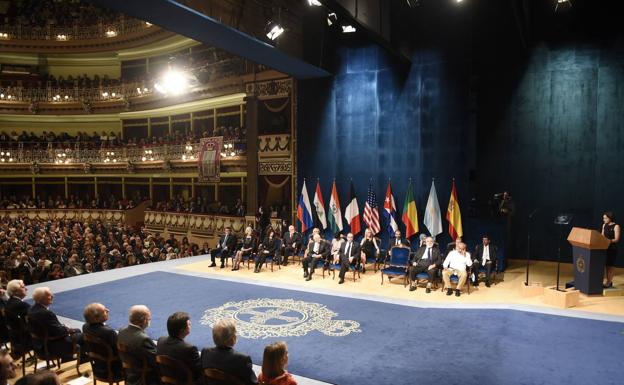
(258, 341), (297, 385)
(233, 226), (256, 270)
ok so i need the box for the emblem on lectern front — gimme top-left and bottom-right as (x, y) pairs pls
(576, 255), (586, 273)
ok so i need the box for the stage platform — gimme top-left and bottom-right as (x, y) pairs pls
(20, 256), (624, 385)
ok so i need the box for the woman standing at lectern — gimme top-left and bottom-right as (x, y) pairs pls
(601, 212), (621, 288)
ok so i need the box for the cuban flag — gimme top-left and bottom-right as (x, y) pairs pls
(383, 180), (399, 236)
(297, 180), (314, 233)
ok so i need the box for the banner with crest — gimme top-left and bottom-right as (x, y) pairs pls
(198, 136), (223, 182)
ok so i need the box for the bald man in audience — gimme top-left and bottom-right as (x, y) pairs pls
(117, 305), (159, 385)
(82, 303), (122, 380)
(201, 319), (257, 385)
(27, 287), (83, 359)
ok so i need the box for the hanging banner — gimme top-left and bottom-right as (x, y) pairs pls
(198, 136), (223, 182)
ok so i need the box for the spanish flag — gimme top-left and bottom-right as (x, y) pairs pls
(446, 179), (463, 240)
(402, 181), (419, 238)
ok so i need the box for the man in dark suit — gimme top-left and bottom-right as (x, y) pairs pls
(156, 312), (202, 384)
(211, 227), (237, 268)
(82, 303), (122, 380)
(5, 280), (31, 349)
(117, 305), (159, 385)
(27, 287), (82, 359)
(388, 229), (411, 249)
(473, 235), (497, 287)
(201, 319), (257, 385)
(409, 236), (442, 293)
(303, 233), (330, 281)
(338, 232), (361, 284)
(281, 225), (302, 266)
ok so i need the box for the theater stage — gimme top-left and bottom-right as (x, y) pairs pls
(27, 256), (624, 385)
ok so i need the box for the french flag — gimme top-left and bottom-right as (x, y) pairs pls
(297, 180), (314, 233)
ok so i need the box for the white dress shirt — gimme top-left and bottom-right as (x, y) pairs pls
(443, 250), (473, 271)
(482, 245), (490, 265)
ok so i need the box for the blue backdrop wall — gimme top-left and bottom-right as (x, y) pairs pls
(298, 43), (475, 247)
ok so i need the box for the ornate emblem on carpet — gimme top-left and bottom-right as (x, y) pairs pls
(200, 298), (361, 339)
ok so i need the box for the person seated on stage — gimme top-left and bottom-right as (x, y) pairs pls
(303, 233), (330, 281)
(258, 341), (297, 385)
(254, 229), (278, 273)
(417, 233), (427, 248)
(409, 236), (442, 293)
(211, 227), (237, 268)
(201, 319), (258, 385)
(338, 232), (361, 284)
(117, 305), (159, 385)
(27, 287), (83, 360)
(473, 235), (497, 287)
(331, 232), (345, 264)
(388, 229), (411, 249)
(82, 303), (122, 380)
(442, 242), (473, 297)
(302, 228), (321, 260)
(360, 228), (380, 273)
(281, 225), (302, 266)
(446, 236), (463, 255)
(5, 279), (31, 347)
(232, 227), (257, 271)
(157, 312), (202, 384)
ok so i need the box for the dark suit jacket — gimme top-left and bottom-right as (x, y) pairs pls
(83, 322), (122, 379)
(387, 237), (410, 250)
(27, 303), (73, 357)
(339, 241), (361, 260)
(6, 296), (31, 338)
(260, 237), (278, 254)
(307, 240), (330, 259)
(117, 325), (158, 385)
(217, 234), (238, 252)
(201, 346), (257, 385)
(156, 336), (202, 382)
(282, 231), (302, 249)
(474, 244), (497, 267)
(411, 246), (443, 266)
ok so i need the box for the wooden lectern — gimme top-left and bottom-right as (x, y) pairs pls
(567, 227), (610, 295)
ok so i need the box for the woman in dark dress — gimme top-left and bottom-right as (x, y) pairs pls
(255, 229), (277, 273)
(233, 226), (257, 271)
(601, 212), (620, 288)
(359, 228), (379, 273)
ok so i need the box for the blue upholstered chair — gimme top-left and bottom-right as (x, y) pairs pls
(380, 247), (410, 286)
(331, 262), (361, 282)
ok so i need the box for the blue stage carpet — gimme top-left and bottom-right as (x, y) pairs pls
(49, 271), (624, 385)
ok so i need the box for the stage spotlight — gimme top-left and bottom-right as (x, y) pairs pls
(307, 0), (322, 6)
(265, 21), (284, 40)
(555, 0), (572, 11)
(341, 25), (356, 33)
(327, 12), (337, 26)
(154, 68), (189, 96)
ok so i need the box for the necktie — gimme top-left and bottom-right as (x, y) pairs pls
(427, 248), (432, 263)
(346, 242), (351, 257)
(223, 235), (228, 247)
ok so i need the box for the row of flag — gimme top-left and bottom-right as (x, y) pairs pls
(297, 179), (463, 240)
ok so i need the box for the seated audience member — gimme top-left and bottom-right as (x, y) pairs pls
(63, 254), (84, 277)
(417, 233), (427, 248)
(442, 242), (473, 297)
(17, 370), (61, 385)
(302, 228), (321, 261)
(388, 229), (410, 249)
(211, 227), (237, 268)
(117, 305), (159, 385)
(27, 287), (83, 359)
(233, 227), (257, 271)
(254, 229), (278, 273)
(446, 236), (463, 255)
(258, 342), (297, 385)
(201, 319), (257, 385)
(303, 233), (330, 281)
(82, 303), (122, 380)
(330, 232), (345, 264)
(0, 349), (17, 385)
(359, 228), (380, 273)
(281, 225), (302, 266)
(473, 235), (497, 287)
(6, 280), (31, 346)
(157, 312), (202, 384)
(338, 232), (361, 284)
(409, 236), (442, 293)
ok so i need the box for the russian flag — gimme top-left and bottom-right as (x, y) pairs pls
(297, 180), (314, 233)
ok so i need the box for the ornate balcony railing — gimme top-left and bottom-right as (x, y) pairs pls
(0, 140), (246, 164)
(0, 81), (151, 103)
(0, 17), (152, 41)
